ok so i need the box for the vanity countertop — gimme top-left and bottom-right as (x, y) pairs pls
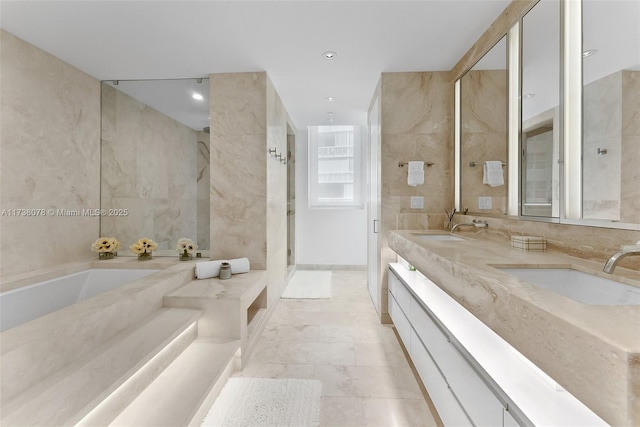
(389, 230), (640, 427)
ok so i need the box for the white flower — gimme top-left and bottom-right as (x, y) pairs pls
(176, 238), (197, 255)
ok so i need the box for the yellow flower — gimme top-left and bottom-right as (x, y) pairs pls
(92, 237), (120, 253)
(131, 238), (157, 254)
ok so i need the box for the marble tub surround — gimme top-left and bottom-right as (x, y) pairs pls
(164, 270), (268, 366)
(0, 261), (195, 404)
(452, 213), (640, 271)
(0, 30), (101, 279)
(389, 230), (640, 425)
(0, 256), (179, 294)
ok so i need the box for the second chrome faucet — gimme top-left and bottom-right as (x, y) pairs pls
(451, 219), (488, 233)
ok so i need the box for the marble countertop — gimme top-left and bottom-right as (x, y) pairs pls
(389, 229), (640, 426)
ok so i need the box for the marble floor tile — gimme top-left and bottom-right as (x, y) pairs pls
(319, 396), (366, 427)
(232, 269), (437, 426)
(260, 324), (320, 342)
(314, 365), (423, 399)
(313, 342), (356, 365)
(362, 398), (437, 427)
(354, 342), (408, 367)
(233, 363), (315, 379)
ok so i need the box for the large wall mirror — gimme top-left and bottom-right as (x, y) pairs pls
(100, 78), (210, 256)
(581, 0), (640, 225)
(521, 0), (560, 218)
(460, 36), (508, 216)
(456, 0), (640, 231)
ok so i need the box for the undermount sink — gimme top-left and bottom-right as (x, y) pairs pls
(413, 234), (465, 242)
(498, 267), (640, 306)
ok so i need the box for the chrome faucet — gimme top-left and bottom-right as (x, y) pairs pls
(603, 240), (640, 274)
(451, 219), (488, 234)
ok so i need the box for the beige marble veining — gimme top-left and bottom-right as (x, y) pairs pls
(210, 73), (268, 269)
(450, 0), (537, 81)
(1, 261), (194, 405)
(389, 230), (640, 426)
(101, 83), (199, 251)
(454, 213), (640, 271)
(0, 30), (101, 279)
(373, 72), (453, 321)
(620, 71), (640, 224)
(460, 69), (508, 216)
(197, 131), (211, 250)
(209, 72), (290, 317)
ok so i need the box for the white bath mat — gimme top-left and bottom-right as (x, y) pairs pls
(201, 378), (321, 427)
(281, 271), (332, 299)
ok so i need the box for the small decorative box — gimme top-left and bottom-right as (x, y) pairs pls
(510, 235), (547, 251)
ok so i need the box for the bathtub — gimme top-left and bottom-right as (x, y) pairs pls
(0, 269), (158, 332)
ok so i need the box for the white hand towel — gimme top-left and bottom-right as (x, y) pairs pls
(407, 161), (424, 186)
(483, 161), (504, 187)
(228, 257), (250, 275)
(195, 260), (224, 279)
(195, 258), (251, 279)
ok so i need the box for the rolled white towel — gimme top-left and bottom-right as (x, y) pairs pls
(195, 260), (224, 279)
(228, 257), (250, 275)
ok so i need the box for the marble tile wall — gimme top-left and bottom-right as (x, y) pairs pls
(100, 85), (198, 252)
(460, 70), (508, 215)
(209, 73), (268, 268)
(196, 130), (210, 250)
(583, 71), (622, 220)
(209, 72), (290, 301)
(0, 30), (101, 280)
(378, 72), (453, 319)
(454, 213), (640, 270)
(620, 70), (640, 224)
(266, 76), (289, 305)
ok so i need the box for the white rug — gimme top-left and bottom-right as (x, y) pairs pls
(281, 270), (332, 299)
(201, 378), (321, 427)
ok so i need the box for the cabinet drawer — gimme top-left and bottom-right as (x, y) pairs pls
(389, 294), (411, 348)
(389, 271), (411, 314)
(410, 329), (471, 427)
(410, 298), (505, 427)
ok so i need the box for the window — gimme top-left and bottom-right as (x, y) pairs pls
(308, 125), (363, 208)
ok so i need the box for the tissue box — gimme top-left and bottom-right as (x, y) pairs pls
(510, 235), (547, 251)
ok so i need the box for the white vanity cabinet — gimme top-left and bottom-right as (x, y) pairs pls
(388, 266), (506, 426)
(388, 262), (608, 427)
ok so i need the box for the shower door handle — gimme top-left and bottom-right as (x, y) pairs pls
(373, 220), (379, 233)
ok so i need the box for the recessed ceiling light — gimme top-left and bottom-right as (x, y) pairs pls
(326, 97), (335, 102)
(322, 51), (337, 60)
(582, 49), (598, 58)
(327, 112), (334, 122)
(523, 93), (536, 99)
(192, 93), (204, 100)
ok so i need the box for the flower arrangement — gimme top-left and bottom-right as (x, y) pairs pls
(91, 237), (120, 260)
(176, 238), (197, 261)
(131, 238), (157, 260)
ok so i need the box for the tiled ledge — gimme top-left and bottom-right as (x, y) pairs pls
(389, 230), (640, 426)
(0, 256), (186, 293)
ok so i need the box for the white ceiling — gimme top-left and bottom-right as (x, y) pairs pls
(0, 0), (512, 129)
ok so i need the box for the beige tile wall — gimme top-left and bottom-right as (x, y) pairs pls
(100, 84), (198, 251)
(0, 30), (101, 279)
(378, 71), (453, 319)
(460, 70), (508, 215)
(209, 72), (289, 304)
